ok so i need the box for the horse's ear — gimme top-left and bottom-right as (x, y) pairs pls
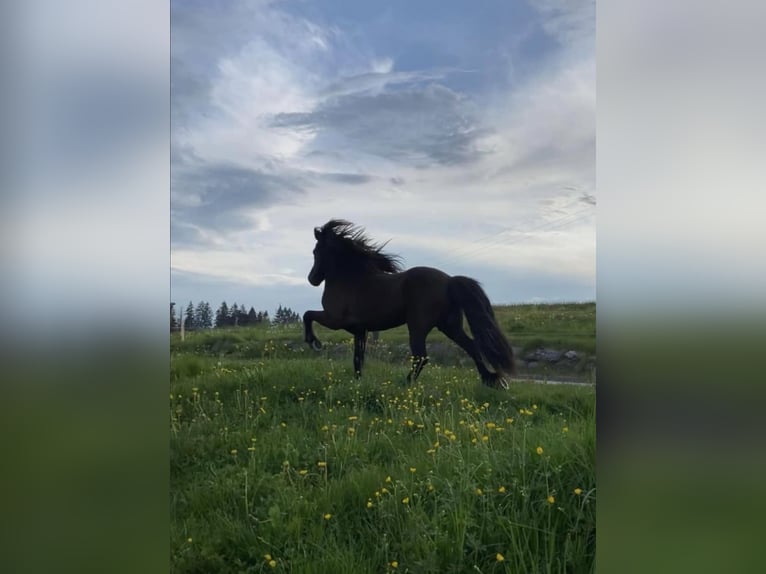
(314, 227), (321, 240)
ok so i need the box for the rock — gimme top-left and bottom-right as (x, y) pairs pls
(564, 350), (578, 361)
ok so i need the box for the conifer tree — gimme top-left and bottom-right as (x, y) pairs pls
(184, 301), (196, 331)
(215, 302), (229, 328)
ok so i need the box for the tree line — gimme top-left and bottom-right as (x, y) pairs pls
(170, 301), (301, 332)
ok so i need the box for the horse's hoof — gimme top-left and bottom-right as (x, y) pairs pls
(497, 377), (509, 390)
(311, 340), (323, 351)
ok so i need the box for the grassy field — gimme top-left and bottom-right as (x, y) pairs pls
(170, 303), (596, 573)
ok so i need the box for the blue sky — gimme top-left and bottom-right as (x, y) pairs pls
(171, 0), (595, 316)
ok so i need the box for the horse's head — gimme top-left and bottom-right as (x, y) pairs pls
(308, 219), (402, 286)
(308, 226), (327, 286)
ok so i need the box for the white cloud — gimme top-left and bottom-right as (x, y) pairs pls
(170, 1), (596, 302)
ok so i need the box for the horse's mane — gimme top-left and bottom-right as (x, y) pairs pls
(319, 219), (403, 274)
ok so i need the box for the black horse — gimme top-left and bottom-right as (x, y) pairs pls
(303, 220), (516, 388)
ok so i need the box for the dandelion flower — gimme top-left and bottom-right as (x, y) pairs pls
(268, 560), (277, 568)
(498, 486), (506, 493)
(563, 426), (569, 433)
(367, 501), (374, 508)
(574, 488), (583, 495)
(476, 488), (483, 495)
(324, 513), (332, 520)
(402, 497), (410, 504)
(299, 469), (308, 476)
(390, 560), (399, 569)
(317, 461), (327, 468)
(264, 554), (272, 561)
(187, 537), (192, 543)
(547, 495), (555, 504)
(409, 467), (417, 473)
(496, 553), (505, 562)
(385, 476), (392, 483)
(536, 446), (544, 455)
(230, 449), (238, 455)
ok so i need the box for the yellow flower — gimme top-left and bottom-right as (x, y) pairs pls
(563, 426), (569, 433)
(476, 488), (483, 495)
(574, 488), (583, 495)
(427, 483), (435, 492)
(324, 513), (332, 520)
(187, 537), (192, 543)
(402, 497), (410, 504)
(367, 501), (373, 508)
(299, 469), (308, 476)
(498, 486), (506, 493)
(547, 495), (555, 504)
(536, 446), (544, 455)
(390, 561), (399, 569)
(409, 467), (417, 473)
(268, 560), (277, 568)
(482, 435), (489, 442)
(506, 417), (514, 424)
(385, 476), (392, 483)
(264, 554), (272, 561)
(496, 553), (505, 562)
(230, 449), (238, 455)
(317, 461), (327, 468)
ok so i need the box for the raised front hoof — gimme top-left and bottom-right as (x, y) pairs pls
(310, 340), (323, 351)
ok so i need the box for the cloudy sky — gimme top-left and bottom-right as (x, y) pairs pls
(171, 0), (595, 316)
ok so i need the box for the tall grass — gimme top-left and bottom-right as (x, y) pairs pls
(171, 354), (595, 573)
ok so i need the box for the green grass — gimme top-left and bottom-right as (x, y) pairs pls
(171, 304), (596, 573)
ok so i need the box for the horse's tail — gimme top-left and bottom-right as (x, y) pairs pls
(447, 276), (516, 377)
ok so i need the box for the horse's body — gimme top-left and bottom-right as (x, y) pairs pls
(303, 220), (515, 388)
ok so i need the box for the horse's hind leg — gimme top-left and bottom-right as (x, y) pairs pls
(438, 312), (504, 388)
(406, 328), (430, 383)
(353, 330), (367, 378)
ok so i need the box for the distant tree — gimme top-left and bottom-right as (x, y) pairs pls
(194, 301), (213, 330)
(201, 301), (213, 329)
(273, 304), (284, 325)
(184, 301), (196, 331)
(215, 301), (229, 328)
(170, 302), (178, 332)
(230, 303), (239, 326)
(272, 305), (301, 326)
(247, 307), (257, 324)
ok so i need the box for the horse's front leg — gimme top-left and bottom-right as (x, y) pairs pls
(303, 310), (347, 351)
(353, 330), (368, 378)
(303, 310), (323, 350)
